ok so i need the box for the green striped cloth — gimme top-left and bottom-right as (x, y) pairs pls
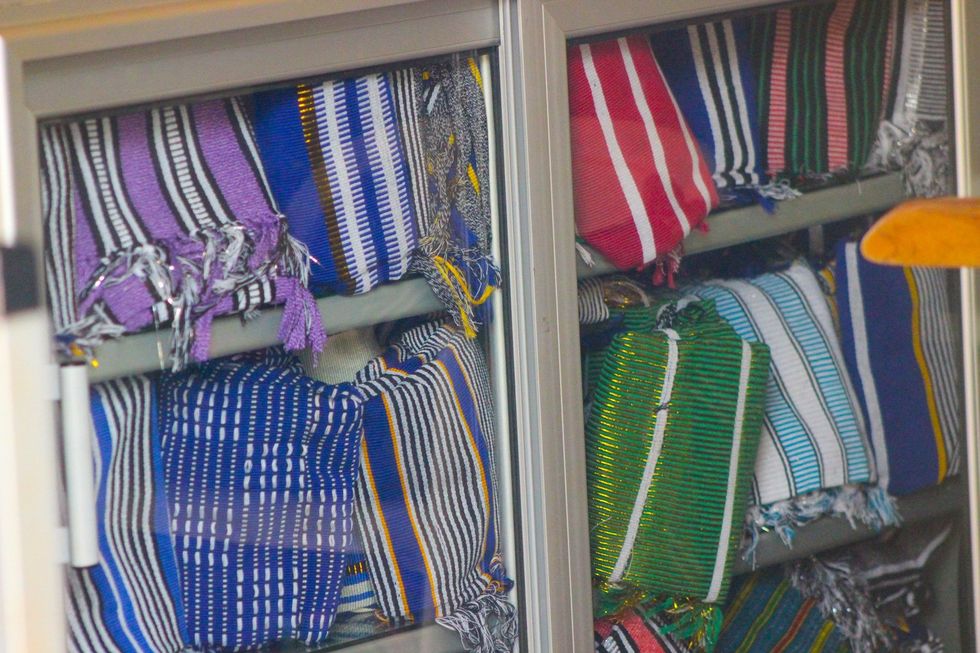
(587, 304), (770, 606)
(747, 0), (895, 180)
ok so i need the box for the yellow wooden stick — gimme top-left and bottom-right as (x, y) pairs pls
(861, 197), (980, 267)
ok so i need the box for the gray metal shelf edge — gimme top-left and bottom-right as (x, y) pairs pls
(576, 172), (907, 279)
(87, 276), (443, 382)
(732, 476), (965, 575)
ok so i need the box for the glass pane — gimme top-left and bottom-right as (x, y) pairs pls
(44, 49), (520, 652)
(568, 2), (965, 650)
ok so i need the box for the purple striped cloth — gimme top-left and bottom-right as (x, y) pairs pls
(41, 97), (324, 369)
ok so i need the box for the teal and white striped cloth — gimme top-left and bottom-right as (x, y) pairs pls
(687, 261), (897, 541)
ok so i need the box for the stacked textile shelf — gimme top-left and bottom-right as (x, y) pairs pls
(576, 173), (906, 280)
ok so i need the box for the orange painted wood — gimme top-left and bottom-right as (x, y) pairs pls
(861, 198), (980, 267)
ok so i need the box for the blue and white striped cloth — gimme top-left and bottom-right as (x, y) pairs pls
(158, 356), (364, 650)
(687, 261), (895, 539)
(67, 377), (189, 653)
(252, 73), (417, 295)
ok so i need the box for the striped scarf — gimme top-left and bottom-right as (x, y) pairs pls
(717, 571), (850, 653)
(353, 322), (516, 652)
(587, 303), (770, 607)
(66, 377), (189, 653)
(686, 261), (897, 544)
(158, 356), (364, 650)
(650, 19), (780, 202)
(40, 98), (323, 370)
(568, 35), (719, 274)
(748, 0), (897, 180)
(868, 0), (950, 197)
(832, 241), (960, 496)
(251, 73), (418, 295)
(389, 54), (499, 338)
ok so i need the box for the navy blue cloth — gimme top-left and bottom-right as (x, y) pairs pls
(651, 19), (768, 197)
(158, 357), (364, 650)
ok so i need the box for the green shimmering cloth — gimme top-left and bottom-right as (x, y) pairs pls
(587, 316), (770, 605)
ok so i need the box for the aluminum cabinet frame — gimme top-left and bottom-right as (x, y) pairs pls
(954, 0), (980, 645)
(514, 0), (980, 650)
(0, 1), (588, 651)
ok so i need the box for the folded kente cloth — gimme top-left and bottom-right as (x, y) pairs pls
(353, 322), (516, 652)
(389, 54), (500, 337)
(40, 98), (323, 369)
(593, 609), (687, 653)
(251, 73), (418, 296)
(158, 356), (364, 650)
(833, 241), (960, 496)
(568, 35), (719, 275)
(651, 20), (793, 204)
(717, 570), (850, 653)
(687, 261), (897, 542)
(587, 304), (769, 607)
(67, 377), (189, 653)
(869, 0), (950, 197)
(747, 0), (897, 180)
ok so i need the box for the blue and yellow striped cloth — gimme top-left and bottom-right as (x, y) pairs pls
(353, 322), (516, 653)
(833, 240), (960, 496)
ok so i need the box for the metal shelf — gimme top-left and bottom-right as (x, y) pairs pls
(87, 276), (443, 382)
(576, 173), (907, 279)
(733, 477), (965, 575)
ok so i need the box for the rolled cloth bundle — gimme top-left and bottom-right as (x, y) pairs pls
(353, 322), (516, 652)
(389, 54), (500, 337)
(586, 302), (769, 613)
(687, 261), (898, 544)
(747, 0), (897, 181)
(66, 377), (189, 653)
(158, 354), (364, 650)
(41, 98), (323, 370)
(568, 35), (719, 277)
(251, 72), (418, 296)
(833, 240), (960, 496)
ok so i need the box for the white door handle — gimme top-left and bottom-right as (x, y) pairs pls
(59, 364), (99, 568)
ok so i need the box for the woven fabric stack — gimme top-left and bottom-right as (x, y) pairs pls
(43, 51), (500, 375)
(65, 318), (515, 653)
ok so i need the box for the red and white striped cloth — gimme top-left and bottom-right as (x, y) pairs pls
(568, 36), (718, 271)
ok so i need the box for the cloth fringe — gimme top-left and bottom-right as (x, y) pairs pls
(787, 555), (889, 651)
(65, 216), (323, 371)
(436, 592), (517, 653)
(414, 250), (500, 339)
(576, 241), (596, 268)
(743, 484), (901, 560)
(867, 119), (949, 198)
(650, 246), (684, 288)
(644, 598), (722, 653)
